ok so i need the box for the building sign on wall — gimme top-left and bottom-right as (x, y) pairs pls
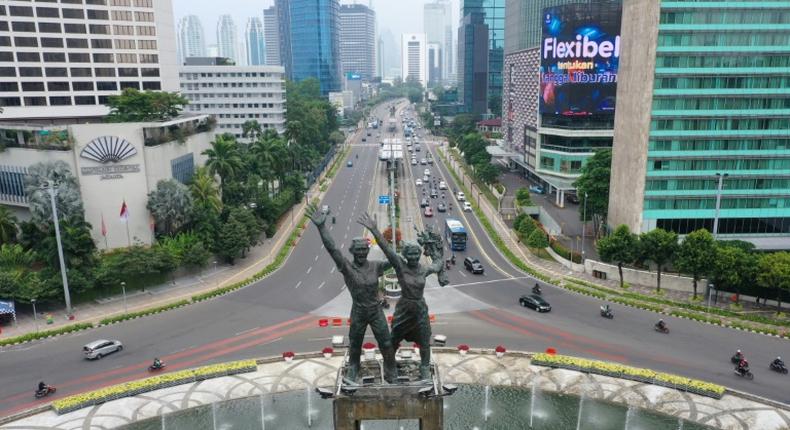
(79, 136), (139, 180)
(539, 3), (622, 117)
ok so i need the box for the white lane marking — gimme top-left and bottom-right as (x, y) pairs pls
(330, 266), (336, 274)
(458, 270), (467, 277)
(318, 281), (326, 289)
(235, 326), (262, 336)
(315, 255), (319, 261)
(340, 242), (345, 249)
(341, 284), (346, 290)
(295, 280), (302, 289)
(307, 266), (313, 274)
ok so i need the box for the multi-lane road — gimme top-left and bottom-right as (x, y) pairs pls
(0, 101), (788, 417)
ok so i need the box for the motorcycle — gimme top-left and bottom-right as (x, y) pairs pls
(734, 367), (754, 380)
(532, 285), (542, 295)
(770, 362), (788, 374)
(35, 386), (56, 399)
(600, 308), (614, 319)
(148, 363), (167, 372)
(445, 259), (451, 270)
(654, 324), (669, 334)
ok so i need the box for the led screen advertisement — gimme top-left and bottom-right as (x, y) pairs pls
(540, 3), (622, 118)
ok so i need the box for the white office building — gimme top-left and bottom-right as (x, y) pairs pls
(401, 33), (427, 88)
(423, 0), (453, 82)
(245, 17), (266, 66)
(263, 6), (280, 66)
(0, 0), (180, 121)
(216, 15), (238, 64)
(339, 3), (376, 81)
(177, 15), (207, 64)
(180, 59), (286, 141)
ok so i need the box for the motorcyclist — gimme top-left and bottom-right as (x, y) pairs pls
(152, 358), (163, 369)
(450, 254), (456, 265)
(37, 381), (47, 393)
(655, 319), (667, 331)
(733, 349), (744, 363)
(772, 356), (785, 368)
(600, 304), (611, 315)
(736, 358), (750, 375)
(533, 283), (542, 294)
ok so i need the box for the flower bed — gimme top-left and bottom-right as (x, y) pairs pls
(52, 360), (257, 414)
(530, 353), (724, 399)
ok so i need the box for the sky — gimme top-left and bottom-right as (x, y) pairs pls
(172, 0), (460, 47)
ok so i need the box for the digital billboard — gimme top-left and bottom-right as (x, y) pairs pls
(539, 3), (622, 119)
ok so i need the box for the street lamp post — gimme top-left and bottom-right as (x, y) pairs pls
(40, 181), (72, 317)
(120, 281), (127, 314)
(581, 192), (588, 263)
(712, 173), (729, 238)
(31, 299), (38, 332)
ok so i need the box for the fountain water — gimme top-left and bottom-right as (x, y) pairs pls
(306, 386), (313, 427)
(575, 396), (585, 430)
(259, 394), (265, 430)
(161, 414), (166, 430)
(212, 402), (218, 430)
(483, 385), (491, 422)
(529, 378), (538, 429)
(624, 405), (633, 430)
(677, 418), (684, 430)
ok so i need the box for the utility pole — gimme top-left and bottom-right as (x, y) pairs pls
(581, 192), (588, 264)
(389, 152), (397, 247)
(41, 181), (72, 317)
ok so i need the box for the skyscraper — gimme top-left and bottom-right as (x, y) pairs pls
(217, 15), (238, 63)
(457, 13), (488, 115)
(609, 0), (790, 245)
(276, 0), (342, 95)
(178, 15), (207, 64)
(378, 29), (400, 80)
(263, 6), (281, 66)
(423, 0), (453, 83)
(459, 0), (505, 115)
(339, 4), (376, 81)
(245, 17), (266, 66)
(401, 33), (427, 88)
(427, 43), (442, 88)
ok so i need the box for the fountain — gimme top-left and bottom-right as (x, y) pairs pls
(482, 385), (491, 422)
(624, 406), (633, 430)
(307, 386), (314, 427)
(529, 377), (538, 429)
(575, 395), (585, 430)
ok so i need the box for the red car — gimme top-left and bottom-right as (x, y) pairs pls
(423, 206), (433, 217)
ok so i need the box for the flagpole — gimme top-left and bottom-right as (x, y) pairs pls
(125, 222), (131, 247)
(101, 212), (108, 250)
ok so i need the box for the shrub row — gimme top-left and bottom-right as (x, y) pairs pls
(609, 297), (666, 314)
(99, 300), (190, 326)
(0, 322), (94, 347)
(325, 145), (350, 180)
(550, 240), (582, 264)
(669, 310), (723, 326)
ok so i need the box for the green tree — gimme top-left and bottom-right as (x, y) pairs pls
(202, 134), (245, 201)
(639, 228), (679, 292)
(146, 179), (194, 237)
(94, 245), (177, 288)
(513, 213), (529, 232)
(216, 218), (247, 264)
(757, 252), (790, 313)
(228, 206), (261, 253)
(0, 206), (18, 245)
(189, 167), (222, 213)
(24, 161), (85, 225)
(517, 218), (537, 241)
(710, 244), (756, 304)
(0, 244), (45, 302)
(488, 94), (502, 117)
(157, 232), (211, 268)
(526, 229), (549, 249)
(241, 119), (263, 141)
(572, 149), (611, 238)
(597, 225), (638, 289)
(674, 229), (716, 299)
(104, 89), (189, 122)
(475, 162), (500, 185)
(515, 188), (533, 207)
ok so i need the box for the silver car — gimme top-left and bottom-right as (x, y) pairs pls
(83, 339), (123, 360)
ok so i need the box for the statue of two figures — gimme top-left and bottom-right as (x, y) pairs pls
(308, 204), (448, 384)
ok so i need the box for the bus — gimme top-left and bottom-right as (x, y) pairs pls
(444, 219), (467, 251)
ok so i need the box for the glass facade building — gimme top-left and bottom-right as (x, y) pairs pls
(460, 0), (505, 114)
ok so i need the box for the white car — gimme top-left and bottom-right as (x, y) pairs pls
(83, 339), (123, 360)
(457, 191), (466, 201)
(411, 159), (418, 165)
(423, 175), (429, 182)
(416, 179), (423, 186)
(463, 201), (473, 212)
(438, 181), (447, 190)
(424, 169), (431, 176)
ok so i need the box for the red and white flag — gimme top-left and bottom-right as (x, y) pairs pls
(119, 200), (129, 222)
(101, 213), (107, 236)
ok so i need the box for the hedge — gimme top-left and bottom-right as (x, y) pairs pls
(99, 300), (190, 326)
(0, 323), (94, 347)
(669, 310), (723, 326)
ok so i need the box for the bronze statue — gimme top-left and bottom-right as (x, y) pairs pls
(307, 204), (398, 384)
(359, 212), (447, 381)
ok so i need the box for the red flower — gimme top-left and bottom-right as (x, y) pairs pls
(457, 344), (470, 351)
(282, 351), (295, 358)
(363, 342), (376, 350)
(322, 347), (334, 354)
(495, 345), (506, 353)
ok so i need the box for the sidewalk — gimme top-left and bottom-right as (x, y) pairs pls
(0, 137), (355, 341)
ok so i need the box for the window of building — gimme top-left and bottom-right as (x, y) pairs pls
(12, 21), (36, 32)
(14, 37), (38, 47)
(43, 52), (66, 62)
(118, 67), (137, 77)
(113, 25), (134, 35)
(61, 0), (84, 4)
(74, 95), (95, 105)
(171, 153), (194, 184)
(45, 67), (67, 77)
(41, 37), (63, 47)
(0, 52), (12, 62)
(136, 26), (155, 36)
(47, 82), (69, 91)
(10, 6), (34, 17)
(0, 68), (16, 77)
(134, 11), (153, 22)
(0, 166), (28, 200)
(0, 82), (18, 92)
(24, 96), (46, 106)
(91, 39), (112, 48)
(16, 52), (40, 62)
(96, 81), (117, 91)
(86, 0), (108, 5)
(87, 9), (109, 20)
(62, 8), (84, 19)
(98, 95), (109, 104)
(37, 22), (61, 32)
(114, 39), (135, 49)
(66, 38), (88, 48)
(134, 0), (153, 7)
(119, 81), (138, 90)
(137, 39), (155, 50)
(70, 67), (91, 77)
(140, 67), (158, 77)
(142, 81), (160, 90)
(72, 81), (93, 91)
(49, 96), (72, 105)
(92, 53), (113, 62)
(64, 23), (86, 33)
(19, 67), (43, 77)
(68, 52), (90, 62)
(111, 0), (131, 6)
(111, 10), (132, 21)
(36, 7), (59, 17)
(90, 24), (110, 34)
(0, 5), (6, 15)
(0, 36), (10, 47)
(138, 53), (156, 63)
(94, 67), (115, 76)
(0, 97), (22, 107)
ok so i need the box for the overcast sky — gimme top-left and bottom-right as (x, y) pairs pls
(172, 0), (459, 47)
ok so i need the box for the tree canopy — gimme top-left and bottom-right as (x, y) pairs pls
(674, 229), (716, 299)
(104, 89), (189, 123)
(572, 149), (611, 237)
(597, 224), (638, 289)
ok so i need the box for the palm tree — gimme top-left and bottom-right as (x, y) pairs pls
(241, 120), (263, 141)
(202, 134), (244, 200)
(190, 167), (222, 213)
(0, 206), (18, 245)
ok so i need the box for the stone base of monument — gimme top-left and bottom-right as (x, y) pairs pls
(332, 350), (444, 430)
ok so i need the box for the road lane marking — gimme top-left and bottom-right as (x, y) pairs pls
(315, 255), (319, 261)
(318, 281), (326, 289)
(307, 266), (313, 274)
(331, 266), (336, 274)
(458, 271), (467, 277)
(235, 326), (262, 336)
(294, 281), (302, 289)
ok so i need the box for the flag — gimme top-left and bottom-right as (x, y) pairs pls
(101, 213), (107, 236)
(119, 200), (129, 222)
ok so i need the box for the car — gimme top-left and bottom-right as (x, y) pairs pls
(463, 257), (484, 274)
(411, 159), (418, 165)
(408, 147), (414, 153)
(566, 193), (580, 204)
(427, 158), (433, 164)
(423, 206), (434, 217)
(457, 191), (466, 201)
(437, 203), (447, 212)
(347, 160), (353, 167)
(423, 175), (429, 182)
(415, 146), (421, 152)
(421, 159), (427, 165)
(529, 185), (545, 194)
(367, 132), (371, 136)
(83, 339), (123, 360)
(439, 181), (447, 190)
(361, 137), (367, 142)
(463, 201), (473, 212)
(519, 294), (551, 312)
(424, 169), (431, 176)
(416, 179), (423, 186)
(321, 205), (330, 214)
(420, 198), (429, 208)
(430, 189), (438, 198)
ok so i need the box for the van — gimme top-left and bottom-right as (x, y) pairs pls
(83, 339), (123, 360)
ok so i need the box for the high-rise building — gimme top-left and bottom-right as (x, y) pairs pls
(457, 13), (488, 115)
(178, 15), (207, 64)
(460, 0), (505, 115)
(245, 17), (266, 66)
(609, 0), (790, 246)
(423, 0), (453, 83)
(401, 33), (427, 88)
(263, 6), (281, 66)
(427, 43), (442, 88)
(180, 58), (285, 141)
(0, 0), (180, 120)
(276, 0), (342, 95)
(378, 29), (400, 80)
(339, 4), (376, 81)
(217, 15), (238, 64)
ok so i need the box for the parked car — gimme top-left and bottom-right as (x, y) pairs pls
(420, 198), (429, 208)
(83, 339), (123, 360)
(463, 201), (473, 212)
(529, 185), (545, 194)
(416, 179), (423, 186)
(423, 175), (429, 182)
(566, 193), (580, 204)
(463, 257), (484, 274)
(439, 181), (447, 190)
(519, 294), (551, 312)
(437, 203), (447, 212)
(423, 206), (434, 217)
(457, 191), (466, 201)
